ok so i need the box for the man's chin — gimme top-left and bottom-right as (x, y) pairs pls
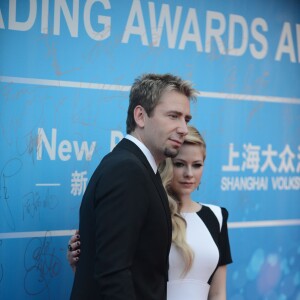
(164, 148), (179, 158)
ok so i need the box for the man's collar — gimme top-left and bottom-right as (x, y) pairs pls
(125, 134), (158, 173)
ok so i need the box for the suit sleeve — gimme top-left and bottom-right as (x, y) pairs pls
(93, 158), (151, 299)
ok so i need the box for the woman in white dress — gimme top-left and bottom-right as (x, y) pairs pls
(160, 125), (232, 300)
(67, 125), (232, 300)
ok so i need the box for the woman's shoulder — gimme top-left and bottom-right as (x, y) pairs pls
(200, 203), (229, 230)
(201, 203), (229, 215)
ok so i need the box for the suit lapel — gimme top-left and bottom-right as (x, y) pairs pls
(115, 139), (172, 246)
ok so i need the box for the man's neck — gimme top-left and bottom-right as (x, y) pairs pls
(126, 133), (159, 173)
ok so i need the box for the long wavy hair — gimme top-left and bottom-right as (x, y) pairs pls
(159, 125), (206, 276)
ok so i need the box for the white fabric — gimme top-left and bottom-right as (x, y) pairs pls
(125, 134), (158, 173)
(167, 210), (220, 300)
(203, 204), (222, 230)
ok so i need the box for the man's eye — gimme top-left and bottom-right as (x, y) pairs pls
(169, 114), (178, 119)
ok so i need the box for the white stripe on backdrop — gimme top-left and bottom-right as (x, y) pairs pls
(1, 76), (300, 104)
(0, 219), (300, 239)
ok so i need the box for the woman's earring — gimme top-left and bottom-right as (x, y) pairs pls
(197, 182), (201, 191)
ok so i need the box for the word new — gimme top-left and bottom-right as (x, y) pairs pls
(37, 128), (96, 161)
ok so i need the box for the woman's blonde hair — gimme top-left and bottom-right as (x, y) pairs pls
(159, 125), (206, 276)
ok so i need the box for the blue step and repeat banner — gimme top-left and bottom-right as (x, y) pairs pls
(1, 0), (299, 299)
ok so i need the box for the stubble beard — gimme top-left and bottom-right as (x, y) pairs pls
(164, 147), (179, 158)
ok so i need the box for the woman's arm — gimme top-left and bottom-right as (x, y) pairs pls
(208, 265), (227, 300)
(66, 229), (81, 272)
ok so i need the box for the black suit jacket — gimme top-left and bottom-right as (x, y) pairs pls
(70, 138), (172, 300)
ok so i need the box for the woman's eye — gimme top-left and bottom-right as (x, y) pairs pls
(193, 164), (203, 168)
(173, 162), (183, 167)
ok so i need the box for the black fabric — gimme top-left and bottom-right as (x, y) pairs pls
(197, 206), (220, 246)
(70, 139), (172, 300)
(197, 205), (232, 284)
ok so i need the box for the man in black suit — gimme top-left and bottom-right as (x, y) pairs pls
(70, 73), (196, 300)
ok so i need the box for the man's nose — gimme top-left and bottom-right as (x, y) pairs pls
(177, 119), (188, 136)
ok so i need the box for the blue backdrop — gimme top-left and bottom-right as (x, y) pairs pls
(1, 0), (300, 299)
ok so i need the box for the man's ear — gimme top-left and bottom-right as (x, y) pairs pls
(133, 105), (146, 128)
